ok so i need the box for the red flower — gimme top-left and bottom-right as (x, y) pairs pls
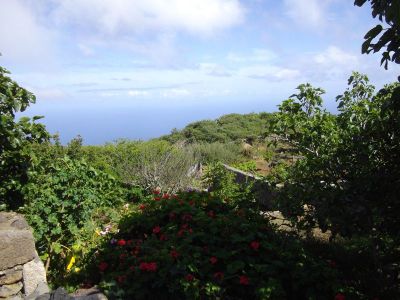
(328, 259), (336, 268)
(250, 241), (260, 251)
(139, 262), (157, 272)
(182, 214), (192, 222)
(117, 239), (126, 246)
(239, 275), (249, 285)
(334, 293), (345, 300)
(170, 249), (179, 259)
(177, 229), (185, 237)
(139, 204), (146, 210)
(207, 210), (215, 218)
(98, 262), (108, 272)
(162, 193), (169, 199)
(119, 253), (127, 260)
(214, 272), (224, 281)
(189, 200), (195, 206)
(153, 189), (160, 195)
(129, 265), (136, 272)
(185, 274), (195, 281)
(181, 224), (189, 229)
(154, 197), (161, 201)
(209, 256), (218, 264)
(153, 226), (161, 234)
(159, 234), (168, 241)
(117, 275), (126, 284)
(147, 262), (157, 272)
(127, 240), (133, 246)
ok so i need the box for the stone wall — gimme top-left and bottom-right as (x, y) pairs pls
(0, 212), (49, 300)
(222, 164), (275, 209)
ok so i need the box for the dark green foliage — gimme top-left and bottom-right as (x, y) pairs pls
(161, 113), (271, 144)
(89, 191), (338, 299)
(354, 0), (400, 69)
(0, 67), (49, 210)
(271, 73), (400, 238)
(22, 156), (128, 283)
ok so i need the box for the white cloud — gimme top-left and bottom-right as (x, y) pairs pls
(161, 88), (191, 98)
(283, 0), (327, 28)
(78, 43), (95, 56)
(199, 63), (232, 77)
(0, 0), (56, 65)
(242, 65), (301, 81)
(227, 48), (277, 63)
(51, 0), (244, 37)
(128, 90), (150, 97)
(314, 46), (358, 66)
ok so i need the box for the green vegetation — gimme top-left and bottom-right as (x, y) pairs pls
(161, 113), (271, 144)
(0, 2), (399, 298)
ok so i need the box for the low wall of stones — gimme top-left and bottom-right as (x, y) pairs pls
(0, 212), (48, 300)
(222, 164), (275, 209)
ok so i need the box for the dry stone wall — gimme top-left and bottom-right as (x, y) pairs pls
(0, 212), (49, 300)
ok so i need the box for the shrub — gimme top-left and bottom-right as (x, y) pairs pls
(88, 191), (339, 299)
(21, 156), (129, 283)
(0, 66), (49, 210)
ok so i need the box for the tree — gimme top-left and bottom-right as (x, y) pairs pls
(0, 66), (49, 210)
(355, 0), (400, 70)
(270, 72), (400, 238)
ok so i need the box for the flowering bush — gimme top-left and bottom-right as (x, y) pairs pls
(87, 191), (339, 299)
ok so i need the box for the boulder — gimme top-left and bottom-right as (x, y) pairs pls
(23, 256), (49, 297)
(0, 266), (23, 285)
(0, 213), (36, 270)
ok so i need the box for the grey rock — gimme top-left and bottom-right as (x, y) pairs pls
(24, 281), (50, 300)
(0, 266), (23, 285)
(23, 256), (48, 298)
(0, 282), (23, 298)
(0, 213), (36, 270)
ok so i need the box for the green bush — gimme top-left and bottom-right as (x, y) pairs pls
(21, 156), (129, 283)
(87, 191), (339, 299)
(0, 66), (49, 210)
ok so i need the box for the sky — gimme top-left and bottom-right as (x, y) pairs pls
(1, 0), (399, 144)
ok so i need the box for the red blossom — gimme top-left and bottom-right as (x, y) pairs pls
(207, 210), (215, 218)
(189, 200), (195, 206)
(182, 214), (193, 222)
(139, 262), (157, 272)
(328, 259), (336, 268)
(250, 241), (260, 251)
(181, 224), (189, 229)
(139, 204), (146, 210)
(334, 293), (345, 300)
(159, 234), (168, 241)
(98, 262), (108, 272)
(117, 275), (126, 284)
(153, 189), (160, 195)
(185, 274), (195, 281)
(239, 275), (249, 285)
(119, 253), (127, 260)
(129, 265), (136, 272)
(214, 272), (224, 281)
(153, 226), (161, 234)
(209, 256), (218, 264)
(117, 239), (126, 246)
(162, 193), (170, 199)
(177, 229), (185, 237)
(127, 240), (133, 246)
(154, 197), (161, 201)
(170, 249), (179, 259)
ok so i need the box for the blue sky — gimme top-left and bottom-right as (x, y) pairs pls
(1, 0), (399, 144)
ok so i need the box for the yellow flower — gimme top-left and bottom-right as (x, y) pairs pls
(66, 256), (76, 271)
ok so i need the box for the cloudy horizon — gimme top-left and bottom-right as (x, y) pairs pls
(2, 0), (399, 144)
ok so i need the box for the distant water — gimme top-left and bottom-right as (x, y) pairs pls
(19, 97), (282, 145)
